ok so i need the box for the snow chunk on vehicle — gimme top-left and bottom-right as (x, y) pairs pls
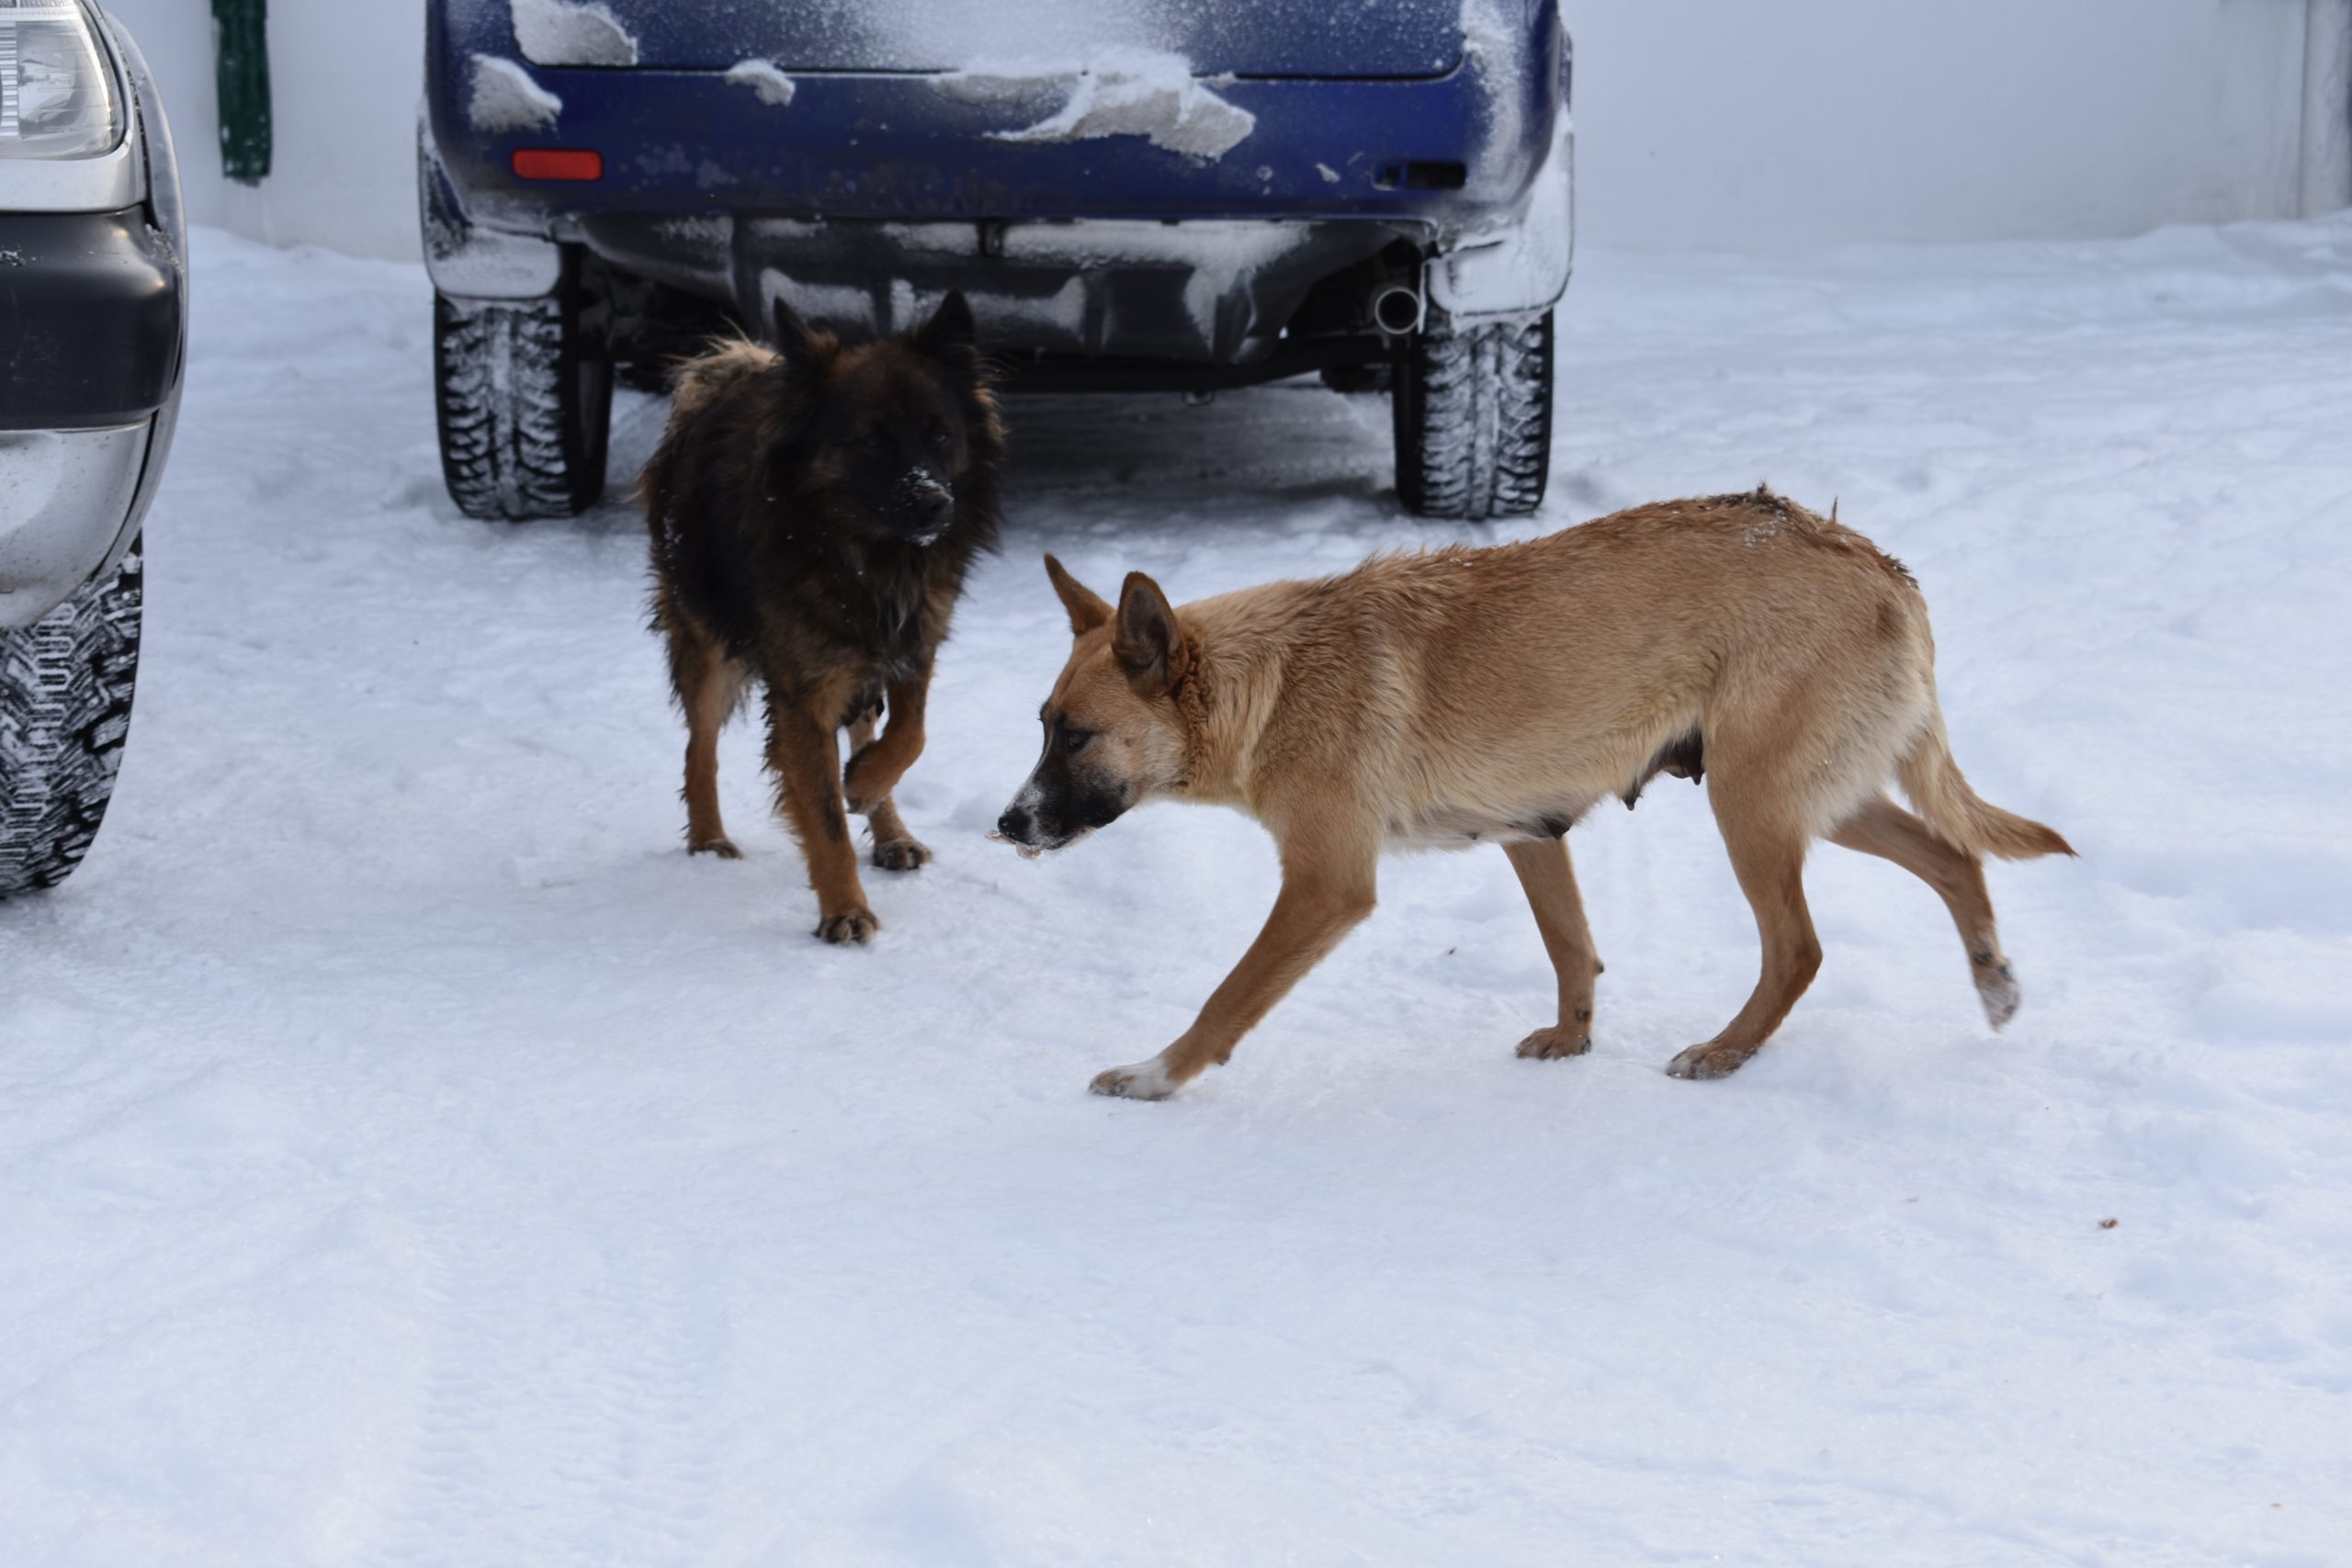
(1458, 0), (1524, 175)
(510, 0), (638, 68)
(724, 61), (797, 107)
(937, 50), (1255, 163)
(469, 55), (562, 131)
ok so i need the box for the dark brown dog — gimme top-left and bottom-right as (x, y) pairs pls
(640, 293), (1002, 942)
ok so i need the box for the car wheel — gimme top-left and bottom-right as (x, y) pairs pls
(434, 265), (613, 521)
(0, 540), (142, 897)
(1392, 309), (1554, 520)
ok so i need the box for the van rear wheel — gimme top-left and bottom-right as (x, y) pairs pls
(1392, 309), (1554, 520)
(433, 262), (612, 521)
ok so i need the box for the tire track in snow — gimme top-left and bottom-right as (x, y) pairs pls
(371, 1194), (721, 1566)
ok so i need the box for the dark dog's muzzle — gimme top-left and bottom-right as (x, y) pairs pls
(898, 469), (954, 543)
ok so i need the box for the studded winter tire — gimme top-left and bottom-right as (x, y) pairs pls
(434, 265), (613, 521)
(0, 541), (142, 897)
(1392, 309), (1555, 521)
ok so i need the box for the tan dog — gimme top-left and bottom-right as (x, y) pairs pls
(994, 489), (2073, 1100)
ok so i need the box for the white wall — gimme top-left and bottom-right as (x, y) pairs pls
(104, 0), (424, 260)
(97, 0), (2352, 262)
(1571, 0), (2335, 249)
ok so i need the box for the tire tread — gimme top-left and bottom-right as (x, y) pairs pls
(1395, 311), (1555, 521)
(0, 543), (142, 897)
(434, 291), (608, 521)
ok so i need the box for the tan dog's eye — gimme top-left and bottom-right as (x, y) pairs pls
(1060, 727), (1093, 755)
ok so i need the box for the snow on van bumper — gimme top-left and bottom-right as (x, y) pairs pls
(1427, 116), (1573, 322)
(422, 51), (1560, 228)
(419, 115), (563, 300)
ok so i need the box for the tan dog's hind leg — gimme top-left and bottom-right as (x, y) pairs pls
(1829, 795), (2019, 1028)
(1504, 839), (1603, 1059)
(664, 616), (747, 858)
(1092, 827), (1379, 1100)
(845, 701), (932, 873)
(764, 689), (878, 944)
(1668, 783), (1823, 1080)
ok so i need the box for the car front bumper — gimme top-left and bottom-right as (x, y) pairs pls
(0, 422), (154, 626)
(1, 11), (187, 631)
(0, 208), (182, 628)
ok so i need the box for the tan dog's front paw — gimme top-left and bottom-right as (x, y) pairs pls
(871, 836), (932, 873)
(814, 908), (880, 945)
(1515, 1025), (1591, 1060)
(689, 836), (742, 860)
(1973, 952), (2022, 1031)
(1666, 1041), (1758, 1079)
(1090, 1058), (1176, 1100)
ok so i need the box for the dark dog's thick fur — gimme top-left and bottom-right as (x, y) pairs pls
(639, 293), (1002, 942)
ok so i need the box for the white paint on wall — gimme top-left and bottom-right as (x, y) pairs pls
(94, 0), (2352, 263)
(103, 0), (426, 261)
(2304, 0), (2352, 214)
(1566, 0), (2315, 249)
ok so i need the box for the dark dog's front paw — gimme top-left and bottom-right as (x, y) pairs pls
(814, 908), (880, 945)
(842, 747), (904, 817)
(871, 837), (932, 873)
(1515, 1025), (1591, 1060)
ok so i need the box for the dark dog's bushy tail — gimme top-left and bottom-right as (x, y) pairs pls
(1899, 712), (2075, 861)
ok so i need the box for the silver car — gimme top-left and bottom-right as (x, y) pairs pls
(0, 0), (184, 895)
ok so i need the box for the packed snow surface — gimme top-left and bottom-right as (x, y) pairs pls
(509, 0), (638, 69)
(465, 53), (560, 133)
(938, 50), (1256, 162)
(722, 59), (797, 108)
(6, 218), (2352, 1563)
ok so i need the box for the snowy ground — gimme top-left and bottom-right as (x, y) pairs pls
(5, 218), (2352, 1566)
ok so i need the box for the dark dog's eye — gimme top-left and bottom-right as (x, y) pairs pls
(1060, 727), (1092, 755)
(926, 419), (950, 449)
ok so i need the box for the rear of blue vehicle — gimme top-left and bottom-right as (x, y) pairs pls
(420, 0), (1573, 521)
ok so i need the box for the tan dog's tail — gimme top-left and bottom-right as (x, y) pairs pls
(1897, 712), (2075, 861)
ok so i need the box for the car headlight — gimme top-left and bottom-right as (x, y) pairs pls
(0, 0), (123, 160)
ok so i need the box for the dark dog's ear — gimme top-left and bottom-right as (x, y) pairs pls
(1114, 571), (1190, 693)
(773, 296), (822, 371)
(1044, 553), (1112, 636)
(914, 289), (978, 359)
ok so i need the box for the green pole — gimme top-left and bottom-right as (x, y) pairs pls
(212, 0), (271, 184)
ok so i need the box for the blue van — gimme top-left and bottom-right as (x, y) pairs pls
(420, 1), (1573, 521)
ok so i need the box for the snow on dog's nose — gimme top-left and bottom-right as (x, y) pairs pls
(900, 468), (954, 543)
(990, 789), (1046, 859)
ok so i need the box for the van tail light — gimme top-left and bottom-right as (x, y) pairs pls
(511, 148), (602, 182)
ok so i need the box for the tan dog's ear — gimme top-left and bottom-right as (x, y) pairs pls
(1044, 553), (1112, 635)
(1114, 571), (1190, 693)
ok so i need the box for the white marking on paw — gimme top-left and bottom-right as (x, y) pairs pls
(1091, 1057), (1174, 1100)
(1978, 967), (2022, 1031)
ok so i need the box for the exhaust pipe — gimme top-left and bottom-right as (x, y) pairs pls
(1369, 280), (1424, 336)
